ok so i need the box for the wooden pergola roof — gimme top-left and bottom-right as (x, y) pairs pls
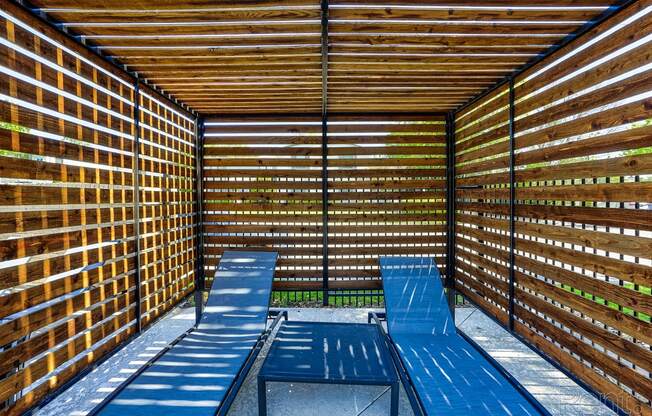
(29, 1), (617, 114)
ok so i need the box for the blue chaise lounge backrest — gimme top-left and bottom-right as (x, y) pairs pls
(93, 251), (277, 416)
(379, 256), (455, 336)
(199, 250), (277, 331)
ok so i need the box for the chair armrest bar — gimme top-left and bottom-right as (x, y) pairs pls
(267, 310), (288, 332)
(217, 310), (287, 416)
(367, 312), (426, 416)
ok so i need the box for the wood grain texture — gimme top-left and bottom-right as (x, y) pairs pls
(0, 5), (198, 413)
(26, 0), (611, 113)
(202, 115), (447, 289)
(455, 2), (652, 412)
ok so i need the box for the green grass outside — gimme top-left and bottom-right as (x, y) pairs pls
(270, 290), (464, 308)
(271, 291), (384, 308)
(559, 283), (651, 323)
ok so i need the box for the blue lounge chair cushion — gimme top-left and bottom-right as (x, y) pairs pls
(393, 334), (540, 415)
(380, 256), (542, 416)
(96, 251), (277, 416)
(379, 256), (455, 336)
(199, 251), (278, 331)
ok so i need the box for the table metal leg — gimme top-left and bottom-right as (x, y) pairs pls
(390, 382), (399, 416)
(257, 376), (267, 416)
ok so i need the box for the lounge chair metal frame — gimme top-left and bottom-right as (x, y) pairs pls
(368, 311), (425, 416)
(368, 310), (551, 416)
(87, 310), (287, 416)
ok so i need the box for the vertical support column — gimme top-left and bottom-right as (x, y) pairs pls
(320, 0), (329, 306)
(445, 111), (456, 317)
(132, 79), (142, 333)
(321, 117), (329, 306)
(194, 118), (205, 326)
(508, 77), (516, 331)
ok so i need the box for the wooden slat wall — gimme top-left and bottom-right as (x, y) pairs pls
(0, 3), (197, 414)
(137, 87), (197, 327)
(202, 115), (447, 291)
(455, 1), (652, 414)
(202, 116), (323, 289)
(513, 2), (652, 413)
(328, 115), (447, 289)
(455, 85), (511, 324)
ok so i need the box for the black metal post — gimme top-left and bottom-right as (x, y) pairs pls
(194, 117), (205, 326)
(508, 77), (516, 331)
(320, 0), (329, 306)
(132, 79), (142, 333)
(445, 111), (456, 317)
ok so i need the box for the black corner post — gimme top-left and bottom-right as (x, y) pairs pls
(194, 117), (205, 326)
(133, 78), (142, 334)
(320, 0), (329, 306)
(445, 111), (456, 317)
(508, 77), (516, 331)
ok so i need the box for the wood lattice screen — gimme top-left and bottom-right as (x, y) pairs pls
(202, 115), (447, 295)
(136, 88), (197, 327)
(327, 115), (447, 289)
(202, 116), (323, 290)
(0, 3), (197, 414)
(455, 1), (652, 414)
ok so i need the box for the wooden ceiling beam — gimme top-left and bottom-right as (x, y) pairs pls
(25, 0), (624, 115)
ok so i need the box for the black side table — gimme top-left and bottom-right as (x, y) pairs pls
(258, 321), (399, 416)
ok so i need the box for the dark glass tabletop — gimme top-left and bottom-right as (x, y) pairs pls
(259, 321), (398, 385)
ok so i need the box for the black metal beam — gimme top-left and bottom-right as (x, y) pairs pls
(445, 111), (456, 317)
(508, 78), (516, 331)
(194, 117), (205, 326)
(455, 0), (638, 115)
(133, 79), (142, 334)
(201, 111), (450, 119)
(320, 0), (329, 306)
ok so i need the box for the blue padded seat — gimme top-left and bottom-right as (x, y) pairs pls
(380, 256), (543, 416)
(96, 251), (277, 416)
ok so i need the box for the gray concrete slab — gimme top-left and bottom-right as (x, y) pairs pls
(34, 305), (196, 416)
(33, 305), (617, 416)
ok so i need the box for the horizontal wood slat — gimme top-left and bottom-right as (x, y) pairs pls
(0, 4), (198, 414)
(26, 1), (611, 114)
(455, 2), (652, 413)
(202, 116), (323, 288)
(203, 115), (449, 293)
(327, 116), (447, 286)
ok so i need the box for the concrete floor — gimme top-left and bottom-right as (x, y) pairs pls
(34, 305), (616, 416)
